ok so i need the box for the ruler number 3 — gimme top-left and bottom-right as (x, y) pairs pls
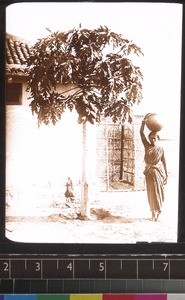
(35, 262), (41, 272)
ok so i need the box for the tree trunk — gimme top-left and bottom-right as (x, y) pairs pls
(119, 125), (124, 180)
(80, 121), (90, 219)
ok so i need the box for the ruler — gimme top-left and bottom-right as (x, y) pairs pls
(1, 254), (185, 280)
(1, 254), (185, 294)
(0, 257), (175, 280)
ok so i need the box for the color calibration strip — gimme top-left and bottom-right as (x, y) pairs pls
(0, 294), (185, 299)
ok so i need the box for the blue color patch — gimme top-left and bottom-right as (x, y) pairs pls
(4, 295), (37, 300)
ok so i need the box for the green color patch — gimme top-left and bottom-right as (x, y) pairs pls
(38, 295), (70, 300)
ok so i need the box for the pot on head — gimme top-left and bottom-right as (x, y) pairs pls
(145, 113), (164, 132)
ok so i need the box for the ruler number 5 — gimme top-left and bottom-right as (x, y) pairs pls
(99, 262), (105, 272)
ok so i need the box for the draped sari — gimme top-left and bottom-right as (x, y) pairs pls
(141, 135), (166, 214)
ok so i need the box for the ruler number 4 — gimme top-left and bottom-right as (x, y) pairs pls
(67, 262), (73, 271)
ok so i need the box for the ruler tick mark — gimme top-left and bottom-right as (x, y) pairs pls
(9, 259), (11, 279)
(13, 279), (15, 293)
(57, 259), (59, 270)
(41, 259), (43, 279)
(89, 259), (91, 270)
(169, 260), (171, 280)
(120, 259), (123, 270)
(25, 259), (27, 270)
(46, 279), (48, 293)
(73, 259), (74, 279)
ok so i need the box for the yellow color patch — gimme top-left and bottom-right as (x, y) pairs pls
(70, 295), (102, 300)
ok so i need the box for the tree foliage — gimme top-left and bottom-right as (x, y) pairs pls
(26, 26), (143, 126)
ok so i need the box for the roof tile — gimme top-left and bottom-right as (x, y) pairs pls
(6, 33), (32, 74)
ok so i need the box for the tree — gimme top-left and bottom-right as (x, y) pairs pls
(26, 25), (143, 218)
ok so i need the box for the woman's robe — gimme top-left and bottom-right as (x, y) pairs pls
(141, 134), (166, 213)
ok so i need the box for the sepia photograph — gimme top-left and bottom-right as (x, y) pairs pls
(5, 2), (182, 243)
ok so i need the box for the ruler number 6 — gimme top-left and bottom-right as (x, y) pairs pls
(99, 262), (105, 272)
(3, 262), (9, 272)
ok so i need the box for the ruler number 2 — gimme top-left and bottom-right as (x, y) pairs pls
(3, 262), (9, 272)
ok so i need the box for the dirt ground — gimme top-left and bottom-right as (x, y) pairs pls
(6, 177), (178, 244)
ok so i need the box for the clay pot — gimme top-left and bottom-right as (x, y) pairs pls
(145, 113), (164, 132)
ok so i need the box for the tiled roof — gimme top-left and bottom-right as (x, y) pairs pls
(6, 33), (32, 75)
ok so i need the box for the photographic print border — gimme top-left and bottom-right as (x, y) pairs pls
(0, 0), (185, 255)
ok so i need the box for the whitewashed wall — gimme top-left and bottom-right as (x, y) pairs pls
(6, 81), (98, 208)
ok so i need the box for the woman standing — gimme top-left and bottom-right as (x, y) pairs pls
(65, 177), (75, 202)
(140, 114), (168, 221)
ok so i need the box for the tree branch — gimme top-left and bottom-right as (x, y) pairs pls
(60, 86), (82, 95)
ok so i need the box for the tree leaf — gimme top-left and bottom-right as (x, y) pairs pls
(27, 26), (143, 126)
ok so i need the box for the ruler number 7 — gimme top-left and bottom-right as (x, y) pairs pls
(163, 262), (169, 272)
